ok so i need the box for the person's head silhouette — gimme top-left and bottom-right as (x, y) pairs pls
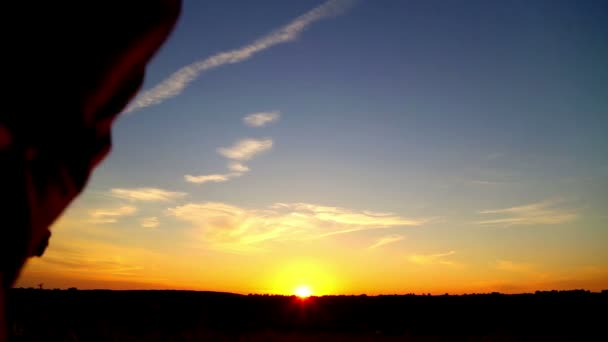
(0, 2), (181, 339)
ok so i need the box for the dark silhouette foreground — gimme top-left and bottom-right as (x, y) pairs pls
(0, 1), (180, 340)
(7, 288), (608, 341)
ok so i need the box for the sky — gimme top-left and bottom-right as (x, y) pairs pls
(18, 0), (608, 295)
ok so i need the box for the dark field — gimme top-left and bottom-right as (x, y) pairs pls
(6, 288), (608, 341)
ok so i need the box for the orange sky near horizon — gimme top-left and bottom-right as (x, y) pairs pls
(16, 209), (608, 295)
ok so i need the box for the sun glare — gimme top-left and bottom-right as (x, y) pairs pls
(269, 259), (338, 296)
(294, 285), (312, 298)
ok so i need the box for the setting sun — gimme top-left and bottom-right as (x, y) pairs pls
(294, 285), (313, 298)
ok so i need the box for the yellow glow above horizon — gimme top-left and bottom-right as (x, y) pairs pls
(14, 194), (608, 296)
(294, 285), (312, 298)
(268, 259), (338, 295)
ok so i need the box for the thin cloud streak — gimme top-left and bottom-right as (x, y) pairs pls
(184, 173), (241, 184)
(141, 217), (160, 228)
(110, 188), (186, 202)
(125, 0), (357, 113)
(89, 206), (137, 224)
(243, 111), (281, 127)
(408, 251), (456, 265)
(184, 138), (268, 185)
(272, 203), (425, 227)
(368, 235), (405, 249)
(218, 138), (273, 161)
(228, 162), (250, 173)
(478, 199), (577, 226)
(167, 202), (424, 251)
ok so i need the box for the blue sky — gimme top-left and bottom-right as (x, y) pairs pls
(19, 0), (608, 294)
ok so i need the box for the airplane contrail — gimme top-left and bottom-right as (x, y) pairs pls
(125, 0), (357, 113)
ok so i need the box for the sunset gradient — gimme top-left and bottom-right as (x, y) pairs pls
(17, 0), (608, 295)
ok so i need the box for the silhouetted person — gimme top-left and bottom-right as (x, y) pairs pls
(0, 1), (181, 340)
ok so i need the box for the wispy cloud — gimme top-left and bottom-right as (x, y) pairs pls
(272, 203), (424, 227)
(228, 162), (250, 173)
(368, 235), (405, 249)
(167, 202), (424, 251)
(141, 217), (160, 228)
(89, 206), (136, 224)
(478, 199), (577, 226)
(125, 0), (357, 113)
(217, 138), (273, 161)
(110, 188), (186, 202)
(184, 173), (240, 184)
(408, 251), (456, 265)
(243, 111), (281, 127)
(184, 138), (269, 186)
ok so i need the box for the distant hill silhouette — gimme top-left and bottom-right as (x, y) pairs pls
(6, 288), (608, 340)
